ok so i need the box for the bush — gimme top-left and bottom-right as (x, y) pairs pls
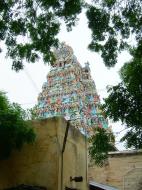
(0, 92), (36, 160)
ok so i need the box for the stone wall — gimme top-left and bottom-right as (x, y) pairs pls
(124, 168), (142, 190)
(0, 118), (88, 190)
(88, 150), (142, 190)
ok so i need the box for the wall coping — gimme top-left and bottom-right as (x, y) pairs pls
(108, 149), (142, 157)
(89, 181), (119, 190)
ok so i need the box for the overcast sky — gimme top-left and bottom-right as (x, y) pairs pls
(0, 12), (131, 150)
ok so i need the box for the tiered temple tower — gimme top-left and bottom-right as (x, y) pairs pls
(36, 43), (108, 133)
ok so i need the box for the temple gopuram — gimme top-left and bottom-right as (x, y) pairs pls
(36, 43), (108, 133)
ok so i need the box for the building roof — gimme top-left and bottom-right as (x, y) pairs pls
(89, 181), (119, 190)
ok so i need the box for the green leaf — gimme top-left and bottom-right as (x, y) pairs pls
(89, 127), (115, 167)
(0, 92), (36, 160)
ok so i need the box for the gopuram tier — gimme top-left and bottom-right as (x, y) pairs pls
(36, 43), (108, 133)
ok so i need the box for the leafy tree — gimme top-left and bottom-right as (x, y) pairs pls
(102, 46), (142, 149)
(86, 0), (142, 67)
(26, 105), (41, 120)
(1, 0), (141, 70)
(89, 127), (115, 167)
(0, 91), (36, 160)
(0, 0), (83, 71)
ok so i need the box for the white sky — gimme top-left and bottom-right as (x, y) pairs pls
(0, 12), (131, 150)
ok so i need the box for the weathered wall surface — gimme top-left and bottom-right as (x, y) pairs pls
(0, 118), (87, 190)
(88, 151), (142, 190)
(61, 123), (88, 190)
(124, 168), (142, 190)
(57, 118), (88, 190)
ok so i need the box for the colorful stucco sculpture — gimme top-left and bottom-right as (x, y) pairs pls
(36, 42), (108, 133)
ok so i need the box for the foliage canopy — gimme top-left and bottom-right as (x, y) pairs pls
(0, 0), (83, 71)
(86, 0), (142, 67)
(0, 91), (36, 159)
(0, 0), (141, 70)
(102, 46), (142, 149)
(89, 127), (116, 166)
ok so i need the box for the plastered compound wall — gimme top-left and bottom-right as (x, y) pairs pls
(88, 151), (142, 190)
(0, 118), (88, 190)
